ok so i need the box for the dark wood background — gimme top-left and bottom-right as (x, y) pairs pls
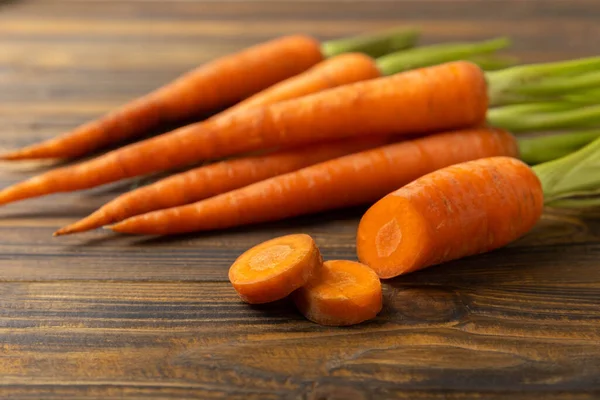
(1, 1), (600, 399)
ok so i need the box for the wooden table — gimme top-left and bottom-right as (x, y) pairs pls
(1, 1), (599, 399)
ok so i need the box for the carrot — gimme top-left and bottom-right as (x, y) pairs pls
(108, 127), (517, 235)
(228, 52), (380, 113)
(54, 135), (390, 235)
(0, 61), (488, 207)
(2, 28), (419, 161)
(291, 260), (382, 326)
(229, 234), (322, 304)
(356, 156), (544, 279)
(1, 35), (325, 161)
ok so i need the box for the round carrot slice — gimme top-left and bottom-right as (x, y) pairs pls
(228, 234), (322, 304)
(292, 260), (382, 326)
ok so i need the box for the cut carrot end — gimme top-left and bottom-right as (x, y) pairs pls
(291, 260), (382, 326)
(357, 195), (431, 278)
(357, 156), (544, 279)
(228, 234), (322, 304)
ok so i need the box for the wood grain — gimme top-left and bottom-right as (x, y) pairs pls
(1, 0), (600, 399)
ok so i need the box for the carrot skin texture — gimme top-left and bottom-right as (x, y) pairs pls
(0, 61), (487, 206)
(226, 52), (381, 115)
(55, 135), (390, 235)
(291, 260), (382, 326)
(356, 156), (544, 279)
(1, 35), (324, 160)
(109, 127), (518, 235)
(229, 234), (323, 304)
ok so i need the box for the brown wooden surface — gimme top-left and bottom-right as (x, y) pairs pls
(1, 1), (600, 399)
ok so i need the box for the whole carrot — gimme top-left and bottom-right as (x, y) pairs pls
(55, 135), (391, 235)
(1, 29), (418, 161)
(108, 127), (517, 235)
(356, 157), (544, 278)
(0, 61), (488, 207)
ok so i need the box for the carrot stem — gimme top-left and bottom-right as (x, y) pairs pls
(487, 102), (600, 132)
(533, 136), (600, 206)
(375, 37), (510, 76)
(564, 87), (600, 104)
(466, 54), (519, 71)
(544, 195), (600, 209)
(517, 130), (600, 165)
(486, 56), (600, 106)
(321, 27), (419, 58)
(516, 71), (600, 96)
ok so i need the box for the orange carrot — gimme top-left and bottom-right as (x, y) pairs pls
(229, 234), (322, 304)
(55, 135), (390, 235)
(0, 61), (487, 206)
(226, 52), (380, 115)
(109, 127), (517, 235)
(1, 35), (324, 160)
(291, 260), (382, 326)
(356, 156), (544, 279)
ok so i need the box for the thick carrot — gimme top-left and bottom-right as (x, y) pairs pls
(2, 28), (419, 161)
(291, 260), (382, 326)
(108, 127), (517, 235)
(229, 234), (322, 304)
(0, 35), (323, 160)
(356, 156), (544, 279)
(0, 61), (488, 206)
(55, 135), (390, 236)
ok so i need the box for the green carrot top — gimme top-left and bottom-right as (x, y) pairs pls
(534, 135), (600, 208)
(321, 26), (419, 58)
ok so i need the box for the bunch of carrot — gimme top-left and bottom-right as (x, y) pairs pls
(0, 30), (519, 231)
(0, 28), (598, 246)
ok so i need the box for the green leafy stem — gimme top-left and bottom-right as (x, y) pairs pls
(533, 136), (600, 209)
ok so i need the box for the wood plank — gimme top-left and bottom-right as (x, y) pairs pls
(1, 281), (599, 398)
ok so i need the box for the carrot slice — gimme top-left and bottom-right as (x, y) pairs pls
(356, 156), (544, 278)
(292, 260), (382, 326)
(228, 234), (322, 304)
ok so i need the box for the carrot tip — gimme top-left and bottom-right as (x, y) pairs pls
(53, 228), (71, 237)
(0, 149), (37, 161)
